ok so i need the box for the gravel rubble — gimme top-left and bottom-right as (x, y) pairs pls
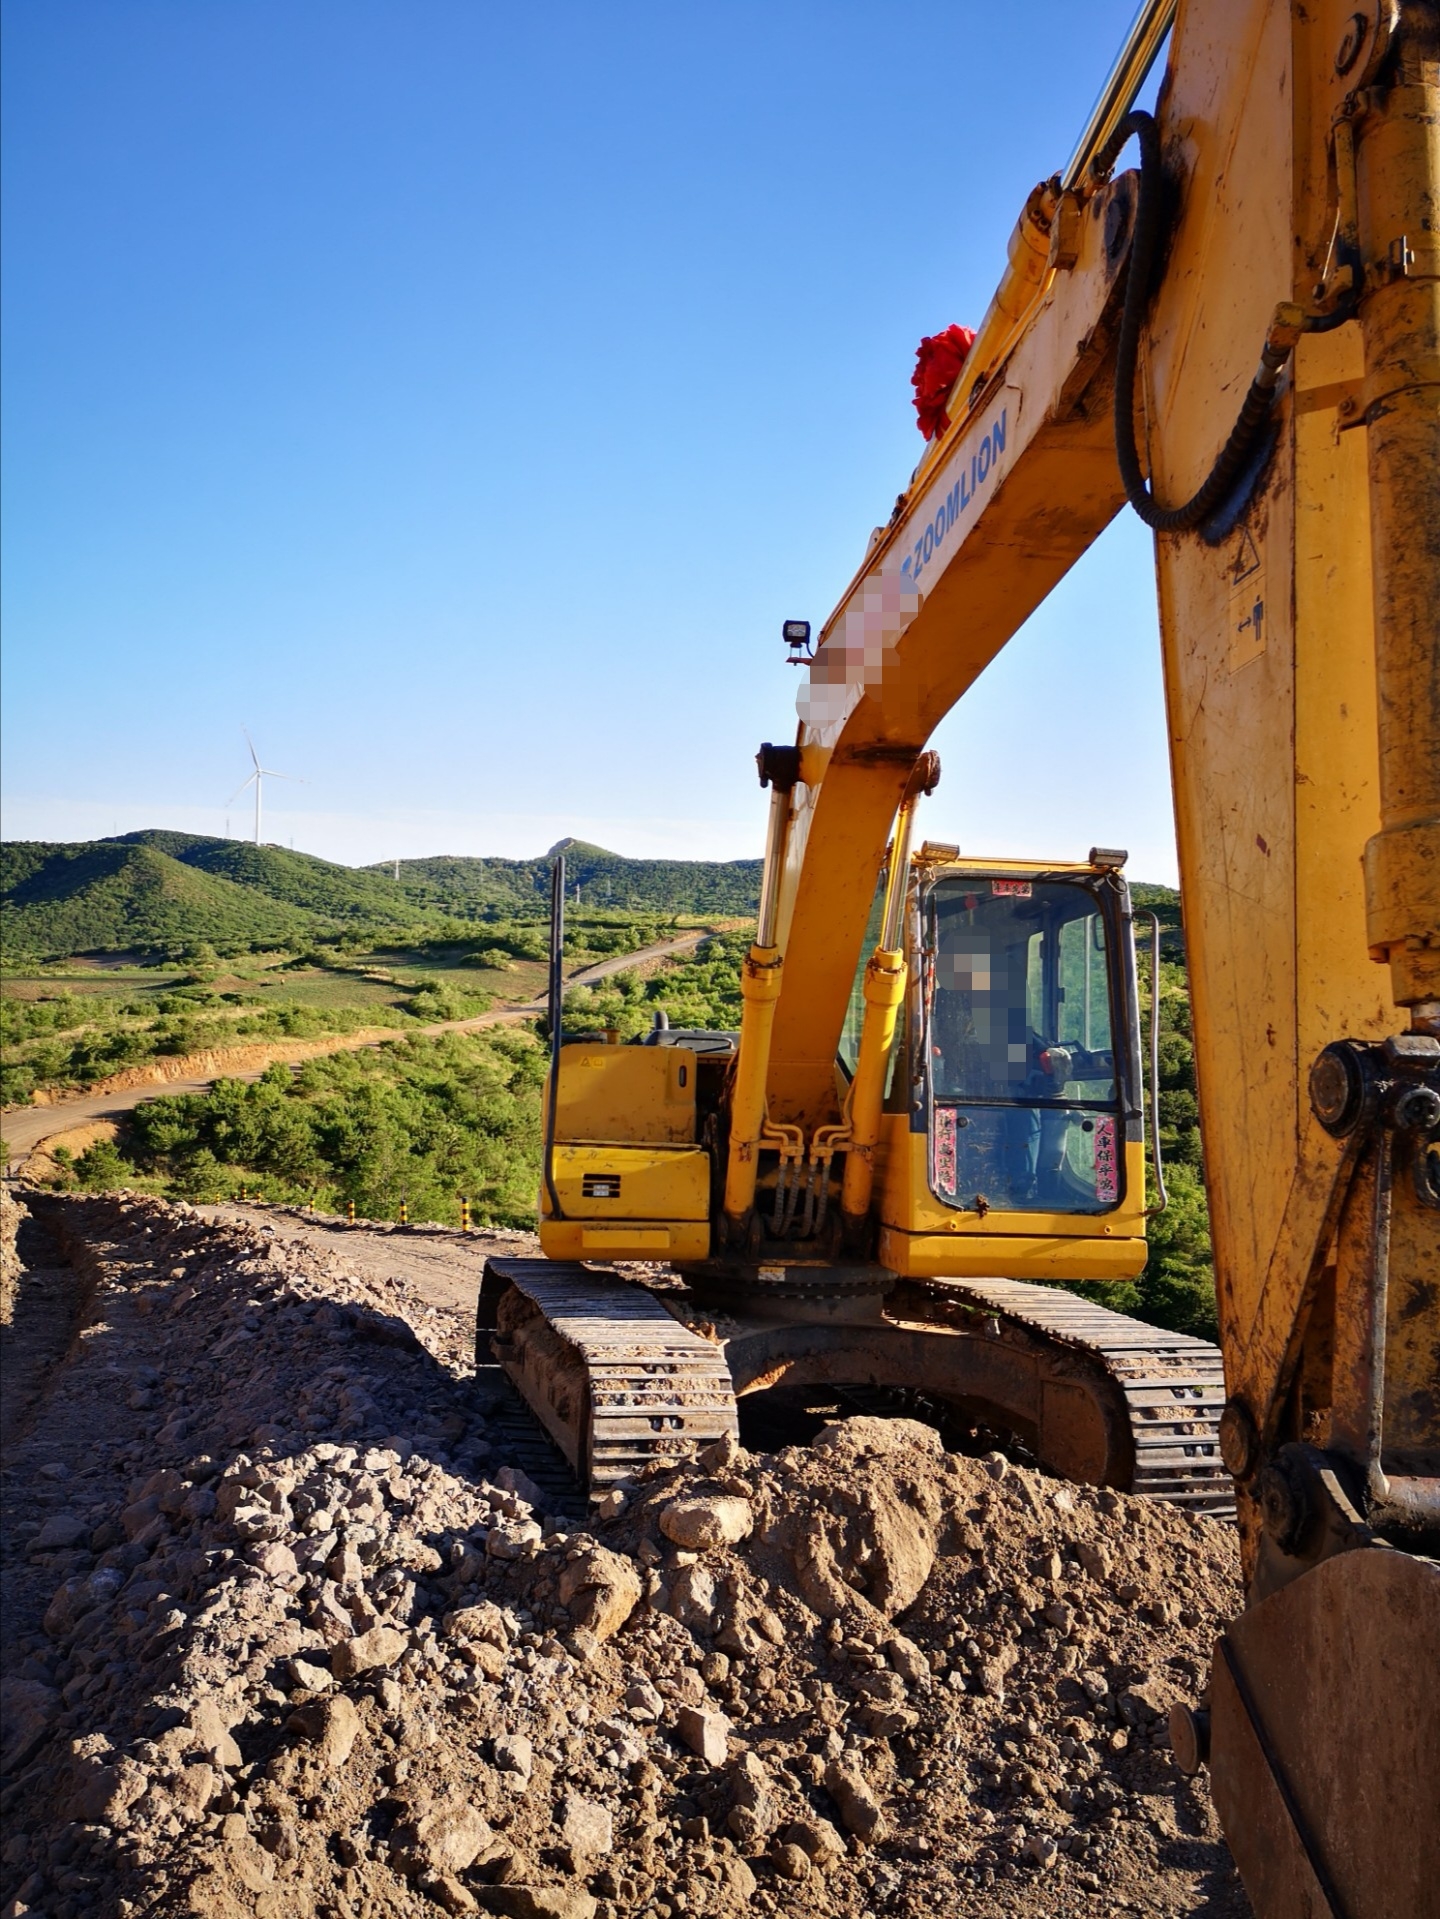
(0, 1191), (1250, 1917)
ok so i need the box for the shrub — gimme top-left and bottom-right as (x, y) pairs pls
(74, 1138), (138, 1189)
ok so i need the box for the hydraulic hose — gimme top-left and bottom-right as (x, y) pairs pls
(1095, 110), (1306, 534)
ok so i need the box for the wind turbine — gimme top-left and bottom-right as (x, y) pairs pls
(227, 729), (302, 846)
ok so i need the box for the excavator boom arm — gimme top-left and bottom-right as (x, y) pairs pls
(765, 166), (1140, 1130)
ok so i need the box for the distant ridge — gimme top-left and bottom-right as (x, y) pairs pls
(376, 841), (763, 916)
(0, 831), (762, 960)
(0, 839), (315, 958)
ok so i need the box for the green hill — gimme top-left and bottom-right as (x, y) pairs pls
(117, 832), (419, 923)
(0, 832), (762, 962)
(377, 839), (764, 916)
(4, 830), (1168, 965)
(0, 841), (316, 959)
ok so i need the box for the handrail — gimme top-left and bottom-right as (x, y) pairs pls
(542, 854), (567, 1222)
(1145, 910), (1169, 1215)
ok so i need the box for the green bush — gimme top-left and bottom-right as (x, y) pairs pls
(121, 1030), (546, 1227)
(403, 979), (494, 1024)
(75, 1138), (139, 1189)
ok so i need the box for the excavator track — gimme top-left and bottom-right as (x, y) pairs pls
(927, 1276), (1231, 1516)
(478, 1259), (738, 1490)
(480, 1257), (1232, 1516)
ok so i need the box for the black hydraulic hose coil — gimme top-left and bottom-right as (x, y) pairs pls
(1096, 110), (1293, 535)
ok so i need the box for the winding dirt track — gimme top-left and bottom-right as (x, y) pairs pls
(0, 930), (705, 1165)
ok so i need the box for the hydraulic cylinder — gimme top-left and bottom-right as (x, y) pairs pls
(1354, 19), (1440, 1016)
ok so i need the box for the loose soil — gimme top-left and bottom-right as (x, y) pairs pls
(0, 1190), (1249, 1919)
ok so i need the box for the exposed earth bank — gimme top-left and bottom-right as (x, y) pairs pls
(0, 1191), (1249, 1919)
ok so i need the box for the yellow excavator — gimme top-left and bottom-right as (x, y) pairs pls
(479, 0), (1440, 1909)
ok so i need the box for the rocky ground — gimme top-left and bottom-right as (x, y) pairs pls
(0, 1189), (1250, 1919)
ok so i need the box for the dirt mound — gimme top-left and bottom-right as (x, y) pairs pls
(0, 1194), (1248, 1918)
(1, 1185), (26, 1324)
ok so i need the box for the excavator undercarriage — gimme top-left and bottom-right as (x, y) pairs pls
(478, 1258), (1231, 1513)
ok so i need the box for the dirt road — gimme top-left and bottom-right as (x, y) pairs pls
(0, 930), (707, 1166)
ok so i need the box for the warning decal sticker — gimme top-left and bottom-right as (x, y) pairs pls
(1093, 1115), (1119, 1203)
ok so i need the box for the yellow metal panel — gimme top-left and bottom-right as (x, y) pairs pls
(542, 1142), (710, 1221)
(1292, 324), (1388, 1086)
(874, 1119), (1148, 1276)
(880, 1228), (1149, 1282)
(1147, 0), (1413, 1409)
(1147, 0), (1301, 1304)
(539, 1221), (711, 1261)
(552, 1044), (696, 1145)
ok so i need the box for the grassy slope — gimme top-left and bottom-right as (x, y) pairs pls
(0, 842), (314, 957)
(120, 831), (419, 923)
(378, 839), (764, 915)
(2, 833), (762, 959)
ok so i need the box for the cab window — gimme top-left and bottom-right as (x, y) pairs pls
(926, 876), (1121, 1212)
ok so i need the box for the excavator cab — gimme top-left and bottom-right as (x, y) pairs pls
(868, 854), (1152, 1282)
(923, 871), (1133, 1212)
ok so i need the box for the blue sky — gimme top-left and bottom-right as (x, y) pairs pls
(1, 0), (1179, 882)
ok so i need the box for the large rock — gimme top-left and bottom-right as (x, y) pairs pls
(788, 1438), (941, 1620)
(725, 1751), (776, 1845)
(812, 1415), (943, 1460)
(286, 1656), (334, 1693)
(171, 1759), (218, 1817)
(442, 1601), (510, 1648)
(667, 1562), (719, 1634)
(493, 1733), (534, 1782)
(676, 1705), (729, 1767)
(286, 1694), (362, 1767)
(42, 1568), (122, 1640)
(495, 1465), (546, 1509)
(332, 1624), (408, 1679)
(478, 1890), (597, 1919)
(487, 1520), (543, 1559)
(1077, 1539), (1113, 1582)
(70, 1757), (148, 1826)
(715, 1854), (756, 1899)
(120, 1494), (162, 1540)
(658, 1496), (754, 1552)
(557, 1793), (613, 1858)
(0, 1676), (60, 1772)
(557, 1546), (640, 1642)
(188, 1698), (243, 1770)
(823, 1757), (887, 1842)
(790, 1516), (870, 1623)
(253, 1541), (299, 1579)
(33, 1513), (88, 1551)
(783, 1816), (847, 1870)
(390, 1792), (493, 1878)
(887, 1633), (931, 1686)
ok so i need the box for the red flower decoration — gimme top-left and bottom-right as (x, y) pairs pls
(911, 324), (976, 439)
